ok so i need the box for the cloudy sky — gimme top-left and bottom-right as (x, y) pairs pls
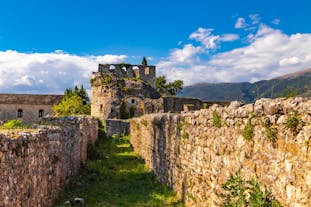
(0, 0), (310, 94)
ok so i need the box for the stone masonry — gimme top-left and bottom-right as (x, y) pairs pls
(0, 116), (98, 207)
(130, 97), (311, 206)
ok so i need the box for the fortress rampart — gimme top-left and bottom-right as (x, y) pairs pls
(0, 116), (98, 207)
(130, 97), (311, 206)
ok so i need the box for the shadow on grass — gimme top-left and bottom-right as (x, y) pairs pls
(54, 135), (183, 207)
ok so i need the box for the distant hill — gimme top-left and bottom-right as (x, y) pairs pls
(180, 68), (311, 102)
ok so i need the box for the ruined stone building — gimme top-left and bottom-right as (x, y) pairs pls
(0, 94), (63, 123)
(91, 63), (229, 122)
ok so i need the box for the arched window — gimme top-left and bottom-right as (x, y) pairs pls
(38, 109), (44, 118)
(17, 109), (23, 118)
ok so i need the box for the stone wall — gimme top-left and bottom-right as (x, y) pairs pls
(105, 119), (130, 137)
(130, 97), (311, 206)
(0, 116), (98, 207)
(162, 97), (203, 112)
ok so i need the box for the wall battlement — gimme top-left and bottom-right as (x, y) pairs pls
(94, 63), (156, 87)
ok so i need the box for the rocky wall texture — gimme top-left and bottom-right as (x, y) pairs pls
(0, 116), (98, 207)
(130, 97), (311, 207)
(105, 119), (130, 137)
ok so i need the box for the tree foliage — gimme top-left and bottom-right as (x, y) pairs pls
(141, 56), (148, 66)
(53, 85), (90, 116)
(155, 76), (183, 96)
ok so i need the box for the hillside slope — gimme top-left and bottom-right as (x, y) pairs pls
(181, 68), (311, 102)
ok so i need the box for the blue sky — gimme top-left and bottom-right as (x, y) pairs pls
(0, 0), (311, 94)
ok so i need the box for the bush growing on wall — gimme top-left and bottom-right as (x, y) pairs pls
(213, 111), (221, 128)
(242, 121), (254, 141)
(221, 171), (281, 207)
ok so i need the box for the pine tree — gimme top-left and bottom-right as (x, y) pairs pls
(141, 56), (148, 66)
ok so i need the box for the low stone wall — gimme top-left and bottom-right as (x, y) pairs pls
(105, 119), (130, 137)
(0, 116), (98, 207)
(130, 97), (311, 206)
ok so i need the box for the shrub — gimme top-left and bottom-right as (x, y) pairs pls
(141, 119), (148, 127)
(2, 119), (24, 129)
(89, 78), (95, 85)
(285, 114), (300, 135)
(264, 124), (278, 143)
(181, 132), (189, 143)
(176, 121), (183, 131)
(221, 170), (281, 207)
(122, 87), (131, 93)
(242, 121), (254, 141)
(202, 103), (208, 109)
(213, 110), (221, 128)
(102, 75), (112, 84)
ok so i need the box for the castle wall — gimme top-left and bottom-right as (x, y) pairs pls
(105, 119), (130, 137)
(0, 116), (98, 207)
(130, 97), (311, 206)
(162, 96), (203, 112)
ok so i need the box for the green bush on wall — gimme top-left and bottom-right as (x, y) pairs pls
(242, 120), (254, 140)
(212, 110), (221, 128)
(285, 113), (301, 135)
(221, 170), (281, 207)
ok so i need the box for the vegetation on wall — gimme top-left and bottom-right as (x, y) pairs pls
(264, 121), (278, 143)
(155, 76), (184, 96)
(242, 120), (254, 141)
(221, 171), (281, 207)
(212, 111), (221, 128)
(285, 113), (301, 135)
(53, 85), (91, 116)
(102, 75), (112, 85)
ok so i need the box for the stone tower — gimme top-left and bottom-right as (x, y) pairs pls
(91, 64), (160, 120)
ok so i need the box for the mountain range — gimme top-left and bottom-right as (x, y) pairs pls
(180, 68), (311, 102)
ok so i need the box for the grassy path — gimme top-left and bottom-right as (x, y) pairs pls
(54, 135), (183, 207)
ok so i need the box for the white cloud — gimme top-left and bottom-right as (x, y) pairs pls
(190, 27), (239, 49)
(279, 57), (301, 66)
(272, 18), (281, 25)
(157, 24), (311, 85)
(235, 17), (248, 29)
(249, 14), (261, 25)
(0, 50), (127, 94)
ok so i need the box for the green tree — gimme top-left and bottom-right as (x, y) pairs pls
(141, 56), (148, 66)
(155, 76), (184, 96)
(53, 95), (90, 116)
(53, 85), (91, 116)
(78, 85), (90, 104)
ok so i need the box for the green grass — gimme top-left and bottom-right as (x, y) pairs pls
(54, 135), (183, 207)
